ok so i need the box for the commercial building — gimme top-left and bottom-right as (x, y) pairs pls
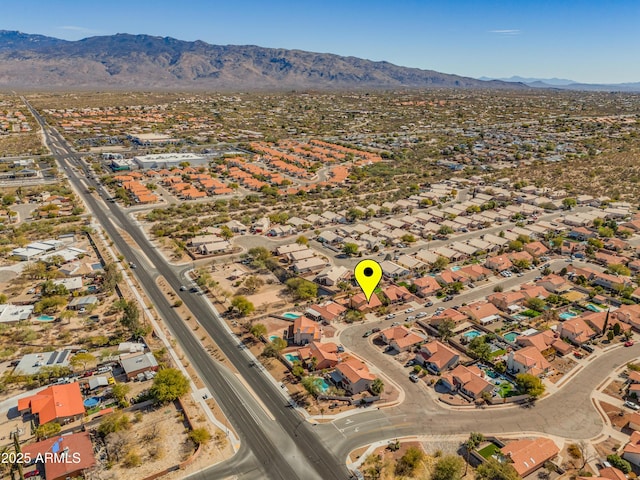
(133, 153), (209, 170)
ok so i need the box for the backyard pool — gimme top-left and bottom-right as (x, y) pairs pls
(586, 303), (604, 312)
(477, 364), (517, 398)
(284, 353), (300, 363)
(512, 314), (527, 321)
(91, 263), (103, 271)
(36, 315), (55, 322)
(559, 311), (578, 320)
(269, 335), (280, 343)
(283, 312), (302, 320)
(451, 266), (461, 272)
(503, 332), (519, 343)
(319, 378), (330, 392)
(462, 329), (482, 340)
(83, 396), (101, 408)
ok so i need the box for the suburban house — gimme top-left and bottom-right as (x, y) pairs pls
(22, 431), (96, 480)
(577, 467), (627, 480)
(415, 340), (459, 374)
(17, 383), (85, 426)
(623, 431), (640, 466)
(591, 271), (632, 291)
(500, 438), (560, 478)
(582, 310), (631, 335)
(488, 291), (526, 312)
(436, 269), (470, 286)
(459, 302), (502, 325)
(288, 316), (321, 345)
(458, 264), (492, 282)
(506, 346), (551, 377)
(439, 364), (493, 400)
(628, 412), (640, 431)
(516, 330), (573, 356)
(485, 255), (513, 272)
(305, 301), (346, 324)
(349, 292), (382, 312)
(428, 308), (468, 327)
(558, 318), (596, 345)
(382, 284), (417, 304)
(379, 326), (426, 352)
(536, 274), (572, 294)
(412, 276), (441, 297)
(612, 304), (640, 329)
(315, 265), (349, 287)
(293, 256), (327, 274)
(297, 342), (340, 370)
(331, 358), (376, 395)
(524, 241), (549, 258)
(120, 352), (159, 380)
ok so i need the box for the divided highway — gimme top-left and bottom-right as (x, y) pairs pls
(24, 99), (350, 480)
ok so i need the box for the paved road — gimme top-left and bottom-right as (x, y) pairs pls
(24, 99), (350, 480)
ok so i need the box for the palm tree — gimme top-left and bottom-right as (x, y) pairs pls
(370, 378), (384, 396)
(464, 432), (484, 475)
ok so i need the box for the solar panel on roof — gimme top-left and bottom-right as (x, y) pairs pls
(46, 352), (59, 365)
(57, 350), (69, 363)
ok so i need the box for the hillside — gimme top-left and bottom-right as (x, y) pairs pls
(0, 31), (523, 90)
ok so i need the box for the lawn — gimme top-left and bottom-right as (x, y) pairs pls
(489, 348), (507, 359)
(520, 309), (541, 318)
(477, 442), (502, 459)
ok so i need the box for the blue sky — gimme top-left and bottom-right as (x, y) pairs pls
(5, 0), (640, 83)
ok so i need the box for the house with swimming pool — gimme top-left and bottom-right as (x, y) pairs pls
(331, 358), (375, 395)
(459, 301), (502, 326)
(558, 317), (597, 345)
(440, 364), (493, 400)
(18, 383), (85, 426)
(506, 346), (551, 377)
(379, 326), (426, 353)
(288, 316), (321, 345)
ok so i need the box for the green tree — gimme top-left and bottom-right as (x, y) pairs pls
(150, 368), (190, 403)
(508, 240), (523, 252)
(525, 297), (546, 312)
(607, 330), (615, 341)
(476, 458), (520, 480)
(432, 454), (464, 480)
(263, 337), (287, 357)
(394, 446), (424, 477)
(34, 422), (61, 440)
(189, 427), (212, 445)
(401, 234), (416, 243)
(120, 300), (142, 334)
(249, 323), (267, 340)
(613, 322), (622, 336)
(562, 197), (577, 209)
(608, 263), (631, 276)
(342, 242), (359, 256)
(432, 256), (449, 272)
(468, 337), (492, 362)
(512, 258), (530, 270)
(296, 235), (309, 245)
(515, 373), (546, 398)
(231, 296), (255, 316)
(285, 278), (318, 300)
(243, 275), (264, 293)
(111, 383), (130, 407)
(301, 376), (323, 398)
(606, 454), (632, 473)
(437, 320), (455, 341)
(70, 352), (95, 371)
(98, 412), (131, 436)
(370, 378), (384, 395)
(463, 432), (484, 474)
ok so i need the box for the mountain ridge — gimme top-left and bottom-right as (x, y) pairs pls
(0, 30), (524, 90)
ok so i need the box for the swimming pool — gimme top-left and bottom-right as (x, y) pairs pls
(269, 335), (280, 343)
(503, 332), (519, 343)
(83, 396), (101, 408)
(451, 266), (461, 272)
(283, 312), (301, 320)
(586, 304), (603, 312)
(91, 263), (103, 271)
(319, 378), (330, 392)
(559, 311), (578, 320)
(36, 315), (55, 322)
(463, 329), (482, 340)
(284, 353), (300, 363)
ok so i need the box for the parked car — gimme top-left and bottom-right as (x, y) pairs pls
(416, 312), (427, 319)
(385, 313), (396, 320)
(409, 373), (420, 383)
(625, 340), (635, 347)
(371, 327), (381, 333)
(424, 301), (433, 307)
(405, 359), (415, 367)
(391, 321), (401, 327)
(337, 345), (345, 353)
(582, 344), (595, 353)
(625, 401), (640, 410)
(180, 285), (188, 291)
(405, 308), (415, 313)
(406, 316), (415, 321)
(444, 295), (454, 302)
(363, 330), (373, 338)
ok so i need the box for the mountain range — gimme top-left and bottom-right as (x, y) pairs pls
(479, 75), (640, 92)
(0, 30), (522, 90)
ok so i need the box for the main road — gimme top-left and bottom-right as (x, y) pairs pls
(24, 99), (350, 480)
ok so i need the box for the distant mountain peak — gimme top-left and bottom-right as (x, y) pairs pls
(0, 31), (525, 90)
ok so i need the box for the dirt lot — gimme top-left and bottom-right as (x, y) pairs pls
(600, 401), (632, 430)
(603, 380), (627, 401)
(593, 433), (624, 458)
(547, 355), (577, 384)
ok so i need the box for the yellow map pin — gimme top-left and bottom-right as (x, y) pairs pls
(354, 259), (383, 303)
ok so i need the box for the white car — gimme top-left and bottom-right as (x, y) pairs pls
(416, 312), (427, 319)
(406, 308), (415, 313)
(625, 401), (640, 411)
